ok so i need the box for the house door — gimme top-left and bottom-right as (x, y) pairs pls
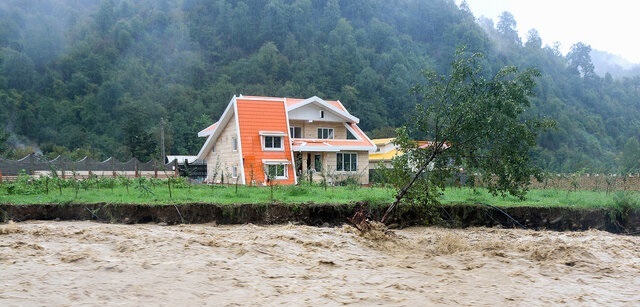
(314, 154), (322, 172)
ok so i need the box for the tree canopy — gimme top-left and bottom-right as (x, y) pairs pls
(0, 0), (639, 173)
(381, 48), (552, 221)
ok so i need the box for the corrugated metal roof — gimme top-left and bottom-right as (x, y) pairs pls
(166, 155), (199, 164)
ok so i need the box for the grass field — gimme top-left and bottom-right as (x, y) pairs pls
(0, 178), (395, 206)
(1, 175), (639, 209)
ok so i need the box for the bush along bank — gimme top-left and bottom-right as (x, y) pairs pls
(0, 202), (638, 235)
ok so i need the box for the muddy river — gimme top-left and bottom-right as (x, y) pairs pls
(1, 221), (638, 306)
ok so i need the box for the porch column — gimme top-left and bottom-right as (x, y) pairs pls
(302, 154), (309, 177)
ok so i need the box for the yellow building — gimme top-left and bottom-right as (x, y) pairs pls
(369, 138), (434, 169)
(368, 138), (399, 169)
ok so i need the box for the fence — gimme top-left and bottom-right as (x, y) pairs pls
(527, 173), (640, 192)
(0, 154), (179, 182)
(468, 173), (640, 192)
(371, 168), (640, 192)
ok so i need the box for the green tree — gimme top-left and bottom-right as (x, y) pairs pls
(0, 125), (8, 155)
(525, 29), (542, 49)
(382, 48), (553, 223)
(620, 137), (640, 173)
(1, 49), (35, 91)
(497, 11), (521, 45)
(567, 42), (595, 78)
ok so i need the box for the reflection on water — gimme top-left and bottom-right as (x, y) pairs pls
(1, 221), (639, 305)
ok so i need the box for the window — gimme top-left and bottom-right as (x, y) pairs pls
(232, 137), (238, 151)
(314, 154), (322, 172)
(263, 136), (283, 150)
(319, 110), (325, 118)
(231, 166), (238, 178)
(317, 128), (334, 139)
(336, 153), (358, 172)
(346, 129), (357, 140)
(290, 126), (302, 138)
(266, 164), (287, 179)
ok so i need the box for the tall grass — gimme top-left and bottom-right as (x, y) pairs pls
(1, 173), (638, 209)
(0, 175), (395, 206)
(440, 187), (640, 209)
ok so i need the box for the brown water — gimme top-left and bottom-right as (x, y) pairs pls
(1, 221), (638, 306)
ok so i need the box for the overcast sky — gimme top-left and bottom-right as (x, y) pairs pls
(458, 0), (640, 63)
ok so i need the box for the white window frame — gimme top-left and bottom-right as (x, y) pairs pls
(232, 137), (238, 151)
(265, 164), (288, 180)
(319, 110), (325, 119)
(231, 166), (238, 178)
(290, 126), (302, 139)
(336, 152), (358, 172)
(263, 135), (284, 151)
(317, 127), (334, 139)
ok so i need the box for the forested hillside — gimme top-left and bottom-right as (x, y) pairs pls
(1, 0), (640, 173)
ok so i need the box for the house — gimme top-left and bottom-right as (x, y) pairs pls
(166, 155), (207, 181)
(369, 138), (399, 169)
(369, 138), (435, 169)
(196, 95), (376, 185)
(369, 138), (445, 183)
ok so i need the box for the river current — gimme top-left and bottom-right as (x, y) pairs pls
(1, 221), (638, 305)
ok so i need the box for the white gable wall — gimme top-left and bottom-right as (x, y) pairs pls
(288, 104), (344, 122)
(204, 113), (241, 184)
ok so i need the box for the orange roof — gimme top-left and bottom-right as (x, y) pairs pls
(241, 95), (345, 111)
(284, 97), (345, 111)
(236, 97), (296, 185)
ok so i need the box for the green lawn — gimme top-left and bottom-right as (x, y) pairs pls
(0, 177), (638, 209)
(440, 187), (634, 209)
(0, 182), (395, 206)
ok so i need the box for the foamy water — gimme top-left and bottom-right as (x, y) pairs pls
(1, 221), (638, 306)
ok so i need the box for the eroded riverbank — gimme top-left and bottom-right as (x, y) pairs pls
(1, 203), (639, 234)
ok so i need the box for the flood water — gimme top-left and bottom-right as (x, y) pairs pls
(1, 221), (639, 306)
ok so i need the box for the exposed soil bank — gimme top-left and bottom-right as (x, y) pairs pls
(1, 203), (638, 234)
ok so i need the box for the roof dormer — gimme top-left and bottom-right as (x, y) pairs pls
(286, 96), (359, 123)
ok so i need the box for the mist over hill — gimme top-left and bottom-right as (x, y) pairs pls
(591, 49), (640, 78)
(1, 0), (640, 173)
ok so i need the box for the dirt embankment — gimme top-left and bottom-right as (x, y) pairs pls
(1, 203), (638, 234)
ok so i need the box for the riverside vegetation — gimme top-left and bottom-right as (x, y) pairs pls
(1, 172), (639, 211)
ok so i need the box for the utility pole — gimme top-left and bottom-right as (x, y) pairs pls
(160, 117), (166, 163)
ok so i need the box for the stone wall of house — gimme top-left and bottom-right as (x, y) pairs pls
(289, 120), (349, 139)
(205, 116), (241, 184)
(301, 151), (369, 185)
